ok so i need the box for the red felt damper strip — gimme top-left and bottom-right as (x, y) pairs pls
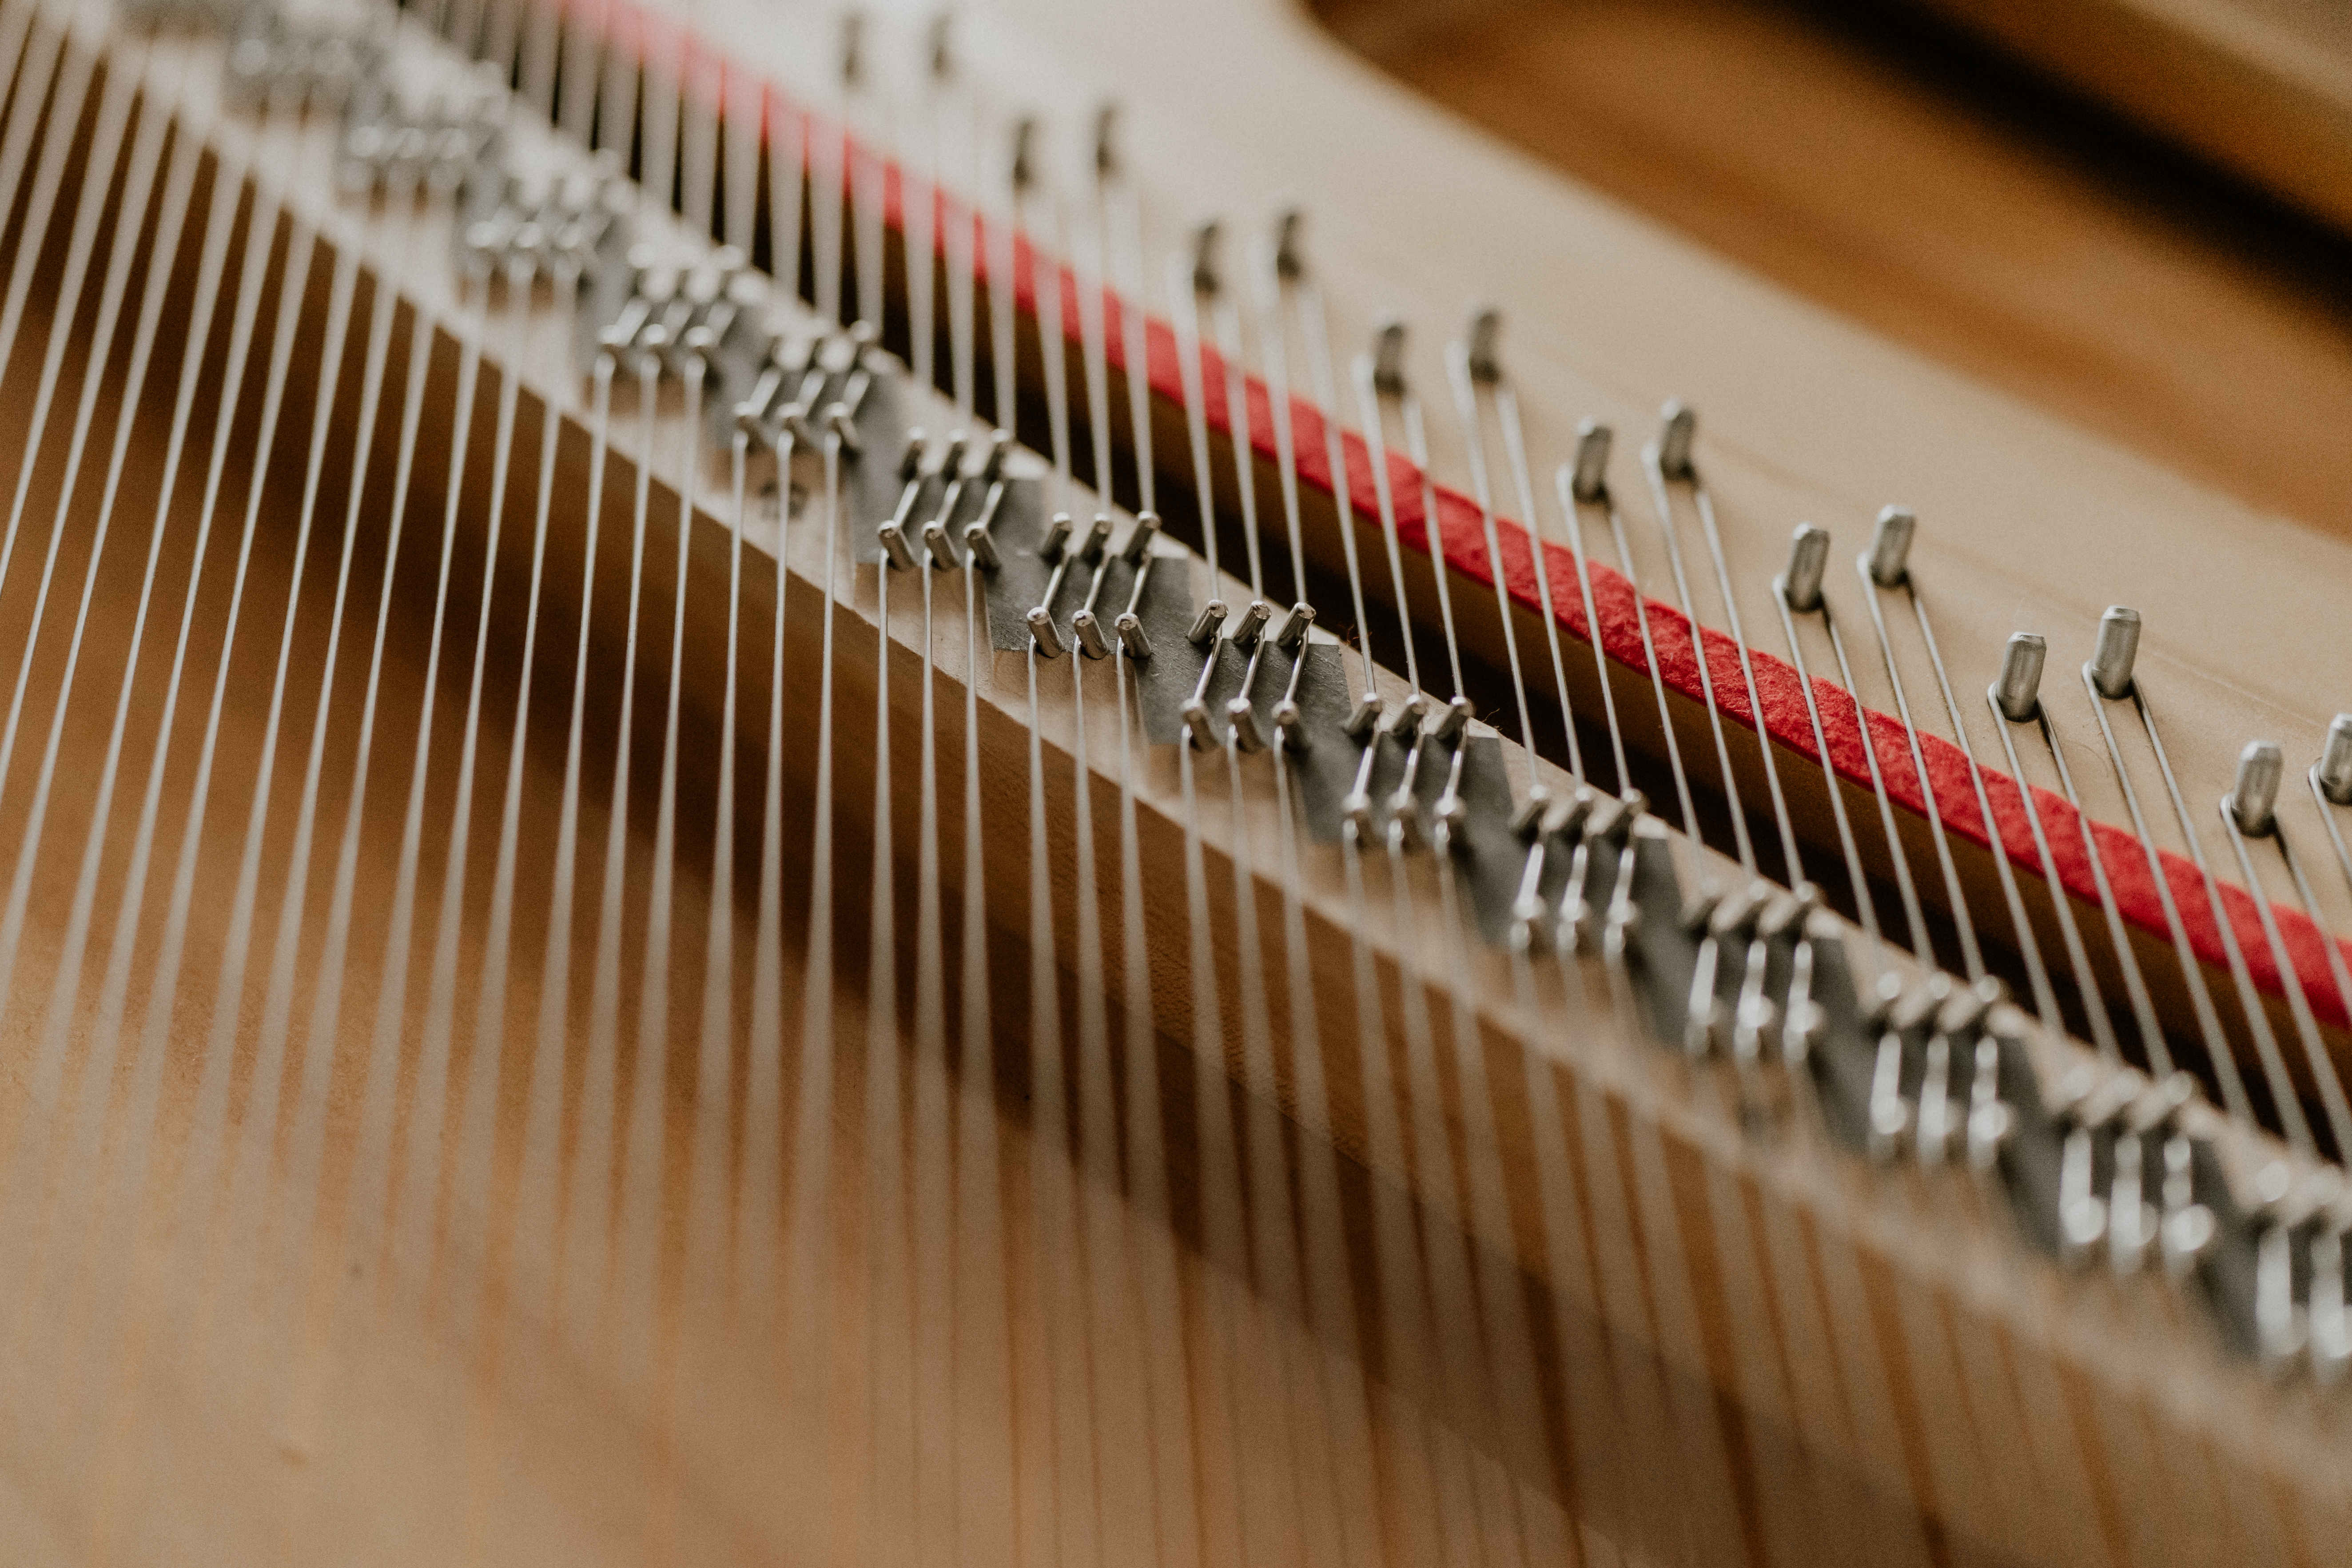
(583, 0), (2352, 1031)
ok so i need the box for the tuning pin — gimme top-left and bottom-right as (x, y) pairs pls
(2088, 605), (2141, 699)
(2229, 741), (2283, 836)
(825, 402), (863, 457)
(1071, 609), (1112, 660)
(1431, 789), (1469, 849)
(2318, 714), (2352, 805)
(1866, 505), (1915, 588)
(1964, 1036), (2013, 1175)
(1190, 219), (1221, 297)
(922, 521), (959, 572)
(1076, 513), (1114, 563)
(1229, 600), (1273, 653)
(1010, 117), (1039, 193)
(979, 430), (1012, 482)
(1371, 318), (1409, 398)
(1273, 602), (1315, 652)
(896, 429), (929, 482)
(926, 12), (953, 79)
(1114, 612), (1152, 659)
(839, 10), (865, 88)
(1344, 689), (1382, 739)
(1121, 510), (1161, 564)
(1093, 102), (1119, 180)
(1568, 420), (1611, 504)
(1274, 207), (1306, 280)
(1186, 600), (1228, 648)
(930, 429), (967, 482)
(1226, 698), (1267, 753)
(2158, 1133), (2216, 1281)
(1180, 697), (1218, 752)
(1655, 399), (1695, 480)
(1430, 694), (1472, 744)
(876, 521), (917, 572)
(1025, 606), (1065, 660)
(1781, 524), (1830, 614)
(1993, 633), (2046, 722)
(963, 482), (1005, 570)
(1384, 691), (1428, 738)
(1465, 306), (1502, 385)
(1039, 512), (1075, 562)
(1510, 783), (1553, 839)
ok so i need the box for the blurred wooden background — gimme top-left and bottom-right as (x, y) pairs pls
(1311, 0), (2352, 541)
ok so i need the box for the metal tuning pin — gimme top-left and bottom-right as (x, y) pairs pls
(825, 402), (863, 458)
(1569, 419), (1611, 504)
(927, 11), (954, 79)
(1229, 600), (1273, 653)
(1224, 696), (1268, 753)
(963, 482), (1006, 571)
(2088, 605), (2141, 699)
(875, 428), (930, 569)
(1655, 398), (1696, 481)
(1383, 690), (1429, 739)
(1187, 600), (1228, 649)
(1599, 796), (1650, 963)
(1121, 510), (1161, 564)
(839, 8), (865, 88)
(1431, 694), (1472, 744)
(1071, 611), (1113, 660)
(980, 430), (1012, 482)
(1683, 883), (1757, 1056)
(1190, 219), (1222, 297)
(1779, 523), (1830, 614)
(1371, 318), (1409, 398)
(1344, 688), (1383, 739)
(1093, 102), (1119, 181)
(1384, 746), (1426, 851)
(1077, 513), (1115, 564)
(1965, 1033), (2014, 1175)
(1465, 305), (1503, 385)
(1039, 512), (1075, 562)
(1274, 207), (1306, 281)
(1114, 613), (1153, 659)
(1010, 116), (1039, 194)
(1025, 607), (1066, 660)
(1431, 772), (1470, 852)
(2158, 1128), (2217, 1281)
(1273, 602), (1315, 652)
(922, 522), (960, 572)
(2318, 713), (2352, 805)
(1993, 632), (2046, 723)
(2250, 1164), (2312, 1373)
(1865, 504), (1915, 588)
(2229, 741), (2283, 836)
(1510, 783), (1554, 840)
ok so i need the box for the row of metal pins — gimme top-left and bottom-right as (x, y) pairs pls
(748, 0), (2333, 1476)
(533, 0), (2352, 1523)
